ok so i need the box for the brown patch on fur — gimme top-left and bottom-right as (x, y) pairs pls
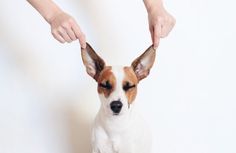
(97, 66), (116, 98)
(123, 67), (139, 104)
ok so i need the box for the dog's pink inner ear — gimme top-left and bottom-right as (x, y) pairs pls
(131, 45), (156, 81)
(86, 65), (96, 78)
(81, 43), (105, 81)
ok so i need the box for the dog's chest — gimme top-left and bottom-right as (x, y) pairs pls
(108, 130), (134, 152)
(93, 112), (151, 153)
(107, 123), (150, 153)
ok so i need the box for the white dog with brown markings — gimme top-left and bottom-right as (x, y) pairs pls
(81, 43), (156, 153)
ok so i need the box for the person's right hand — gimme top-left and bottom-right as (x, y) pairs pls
(48, 12), (86, 48)
(147, 5), (175, 49)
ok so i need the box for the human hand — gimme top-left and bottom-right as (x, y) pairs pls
(147, 4), (175, 49)
(48, 12), (86, 48)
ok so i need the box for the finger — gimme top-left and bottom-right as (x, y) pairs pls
(162, 24), (174, 38)
(153, 23), (161, 49)
(66, 27), (77, 41)
(52, 30), (66, 43)
(58, 27), (72, 43)
(160, 26), (169, 38)
(78, 33), (86, 49)
(71, 23), (86, 48)
(161, 21), (171, 38)
(149, 26), (154, 43)
(161, 17), (175, 38)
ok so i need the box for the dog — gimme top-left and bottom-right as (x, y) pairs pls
(81, 43), (156, 153)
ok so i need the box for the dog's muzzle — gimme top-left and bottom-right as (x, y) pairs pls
(110, 101), (123, 115)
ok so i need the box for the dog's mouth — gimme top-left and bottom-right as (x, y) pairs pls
(113, 113), (120, 116)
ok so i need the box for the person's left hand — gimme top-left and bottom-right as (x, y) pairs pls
(147, 5), (175, 49)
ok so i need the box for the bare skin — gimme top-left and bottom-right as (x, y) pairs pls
(27, 0), (175, 49)
(144, 0), (176, 49)
(27, 0), (86, 48)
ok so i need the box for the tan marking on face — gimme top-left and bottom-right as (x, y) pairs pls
(97, 66), (116, 98)
(123, 67), (139, 104)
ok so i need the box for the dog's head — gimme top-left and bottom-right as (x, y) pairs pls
(81, 43), (156, 116)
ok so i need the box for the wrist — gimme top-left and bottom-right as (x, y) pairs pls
(44, 7), (63, 24)
(143, 0), (163, 13)
(27, 0), (64, 24)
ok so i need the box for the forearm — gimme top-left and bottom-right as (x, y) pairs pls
(27, 0), (63, 23)
(143, 0), (163, 12)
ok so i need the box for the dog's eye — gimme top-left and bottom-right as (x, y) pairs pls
(123, 82), (136, 91)
(99, 81), (112, 90)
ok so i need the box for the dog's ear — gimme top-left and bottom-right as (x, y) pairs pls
(131, 45), (156, 81)
(81, 43), (105, 81)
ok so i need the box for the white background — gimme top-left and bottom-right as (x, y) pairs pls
(0, 0), (236, 153)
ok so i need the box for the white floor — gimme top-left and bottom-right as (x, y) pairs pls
(0, 0), (236, 153)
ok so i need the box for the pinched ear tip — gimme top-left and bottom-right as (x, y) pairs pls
(81, 42), (91, 50)
(149, 45), (157, 54)
(150, 44), (156, 50)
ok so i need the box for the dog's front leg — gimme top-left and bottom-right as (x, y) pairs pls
(92, 131), (114, 153)
(92, 141), (114, 153)
(92, 147), (100, 153)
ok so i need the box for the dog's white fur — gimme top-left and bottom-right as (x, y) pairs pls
(92, 67), (151, 153)
(81, 43), (156, 153)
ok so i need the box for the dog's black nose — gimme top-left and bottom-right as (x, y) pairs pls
(110, 101), (123, 114)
